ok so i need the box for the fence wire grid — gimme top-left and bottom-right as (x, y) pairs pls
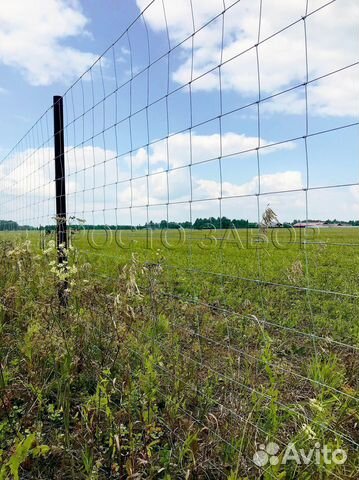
(0, 0), (359, 478)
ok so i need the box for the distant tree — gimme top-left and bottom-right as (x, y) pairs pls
(0, 220), (19, 231)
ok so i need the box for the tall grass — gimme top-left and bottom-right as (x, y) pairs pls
(0, 238), (358, 479)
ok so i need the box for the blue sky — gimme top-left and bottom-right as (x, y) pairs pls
(0, 0), (358, 226)
(0, 1), (140, 150)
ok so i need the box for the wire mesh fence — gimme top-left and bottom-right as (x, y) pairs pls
(0, 0), (358, 477)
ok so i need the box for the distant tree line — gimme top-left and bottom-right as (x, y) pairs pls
(0, 220), (35, 231)
(38, 217), (255, 231)
(2, 217), (359, 232)
(292, 219), (359, 226)
(145, 217), (258, 229)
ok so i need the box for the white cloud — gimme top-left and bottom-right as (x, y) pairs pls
(1, 134), (358, 225)
(0, 145), (118, 226)
(0, 131), (294, 223)
(118, 131), (296, 213)
(0, 144), (127, 203)
(195, 171), (303, 199)
(137, 0), (359, 117)
(0, 0), (97, 86)
(130, 131), (295, 172)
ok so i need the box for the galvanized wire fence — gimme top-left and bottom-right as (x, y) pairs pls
(0, 0), (358, 477)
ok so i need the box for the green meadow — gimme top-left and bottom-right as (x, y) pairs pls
(0, 226), (358, 478)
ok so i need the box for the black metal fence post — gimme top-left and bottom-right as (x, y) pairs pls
(53, 95), (68, 306)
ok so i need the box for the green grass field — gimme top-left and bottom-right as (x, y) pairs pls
(0, 227), (358, 478)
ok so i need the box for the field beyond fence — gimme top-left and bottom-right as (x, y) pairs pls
(0, 0), (359, 478)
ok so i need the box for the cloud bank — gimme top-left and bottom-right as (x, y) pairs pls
(137, 0), (359, 117)
(0, 0), (97, 86)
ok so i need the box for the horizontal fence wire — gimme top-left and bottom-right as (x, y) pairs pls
(0, 0), (359, 477)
